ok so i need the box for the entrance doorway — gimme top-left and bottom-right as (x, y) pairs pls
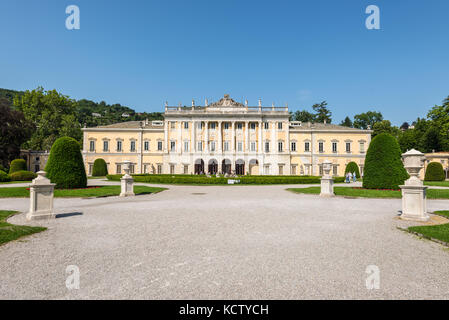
(194, 159), (204, 174)
(235, 159), (245, 175)
(222, 159), (231, 174)
(208, 159), (218, 175)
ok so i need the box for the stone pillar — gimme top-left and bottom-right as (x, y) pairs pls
(245, 121), (249, 152)
(205, 121), (209, 152)
(26, 171), (56, 221)
(192, 120), (196, 153)
(320, 160), (334, 197)
(400, 149), (429, 221)
(120, 161), (135, 197)
(231, 121), (236, 153)
(218, 121), (223, 153)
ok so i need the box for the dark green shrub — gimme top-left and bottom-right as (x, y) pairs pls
(9, 170), (37, 181)
(344, 162), (361, 178)
(363, 133), (409, 189)
(106, 174), (345, 185)
(45, 137), (87, 189)
(0, 164), (6, 172)
(92, 158), (108, 177)
(0, 170), (10, 182)
(424, 162), (445, 181)
(9, 159), (27, 174)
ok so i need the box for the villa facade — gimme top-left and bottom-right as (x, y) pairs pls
(82, 95), (372, 176)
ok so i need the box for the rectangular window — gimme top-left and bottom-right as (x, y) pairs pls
(116, 164), (121, 174)
(305, 142), (310, 152)
(237, 123), (243, 130)
(319, 142), (324, 153)
(117, 141), (122, 152)
(332, 142), (337, 153)
(278, 141), (283, 152)
(184, 141), (189, 152)
(170, 122), (176, 129)
(224, 123), (229, 130)
(157, 164), (162, 174)
(264, 122), (269, 130)
(103, 141), (109, 152)
(130, 141), (136, 152)
(237, 142), (243, 152)
(278, 122), (283, 130)
(333, 165), (338, 176)
(184, 122), (189, 129)
(157, 141), (163, 151)
(130, 164), (135, 174)
(360, 142), (365, 153)
(278, 165), (284, 175)
(346, 142), (351, 153)
(319, 165), (323, 176)
(250, 123), (256, 130)
(143, 164), (148, 174)
(210, 122), (216, 130)
(198, 141), (203, 152)
(170, 141), (176, 152)
(89, 141), (95, 152)
(170, 164), (175, 174)
(250, 142), (256, 152)
(264, 165), (270, 175)
(265, 142), (270, 153)
(224, 141), (229, 151)
(291, 142), (296, 152)
(291, 165), (297, 175)
(184, 165), (188, 174)
(144, 141), (149, 151)
(89, 164), (93, 175)
(210, 141), (216, 152)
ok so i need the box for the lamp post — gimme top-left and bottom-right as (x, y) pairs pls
(399, 149), (429, 221)
(320, 160), (334, 197)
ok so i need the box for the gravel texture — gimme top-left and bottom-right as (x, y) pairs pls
(0, 183), (448, 299)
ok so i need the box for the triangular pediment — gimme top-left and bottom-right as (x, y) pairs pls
(209, 94), (244, 108)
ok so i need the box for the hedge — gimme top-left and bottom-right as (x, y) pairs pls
(106, 174), (345, 185)
(362, 133), (409, 189)
(9, 170), (37, 181)
(45, 137), (87, 189)
(9, 159), (27, 174)
(344, 162), (361, 178)
(92, 158), (108, 177)
(424, 162), (445, 181)
(0, 170), (10, 182)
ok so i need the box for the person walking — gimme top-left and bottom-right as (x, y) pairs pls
(348, 172), (353, 183)
(353, 171), (357, 182)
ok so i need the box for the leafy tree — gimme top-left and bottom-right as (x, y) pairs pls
(398, 129), (418, 153)
(292, 110), (315, 122)
(340, 116), (353, 127)
(312, 101), (332, 123)
(363, 133), (408, 189)
(0, 98), (33, 168)
(426, 97), (449, 151)
(45, 137), (87, 189)
(353, 111), (383, 129)
(399, 122), (410, 130)
(14, 87), (82, 150)
(372, 120), (400, 138)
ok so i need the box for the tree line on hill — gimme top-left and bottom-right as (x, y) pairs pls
(0, 87), (163, 168)
(290, 96), (449, 153)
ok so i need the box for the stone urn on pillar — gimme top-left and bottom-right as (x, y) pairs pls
(120, 161), (135, 197)
(26, 171), (56, 221)
(320, 160), (334, 197)
(399, 149), (429, 221)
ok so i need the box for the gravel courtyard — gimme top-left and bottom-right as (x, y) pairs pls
(0, 183), (448, 299)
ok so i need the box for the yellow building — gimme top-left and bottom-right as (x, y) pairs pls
(422, 151), (449, 179)
(82, 95), (372, 176)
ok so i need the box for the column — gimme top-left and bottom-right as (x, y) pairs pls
(192, 120), (196, 153)
(258, 121), (263, 153)
(231, 121), (236, 153)
(271, 121), (276, 154)
(245, 121), (249, 152)
(164, 120), (169, 152)
(178, 121), (182, 154)
(218, 121), (223, 153)
(205, 121), (209, 153)
(286, 121), (290, 153)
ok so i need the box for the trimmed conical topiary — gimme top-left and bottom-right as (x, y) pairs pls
(362, 133), (408, 189)
(344, 161), (360, 178)
(424, 162), (445, 181)
(9, 159), (27, 174)
(45, 137), (87, 189)
(92, 158), (108, 177)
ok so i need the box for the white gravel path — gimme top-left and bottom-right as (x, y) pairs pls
(0, 183), (448, 299)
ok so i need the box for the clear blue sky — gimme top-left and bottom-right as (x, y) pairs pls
(1, 0), (448, 125)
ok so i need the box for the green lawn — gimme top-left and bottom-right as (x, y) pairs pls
(434, 210), (449, 218)
(0, 181), (32, 184)
(408, 223), (449, 244)
(287, 186), (449, 199)
(0, 186), (166, 198)
(0, 211), (46, 246)
(424, 181), (449, 187)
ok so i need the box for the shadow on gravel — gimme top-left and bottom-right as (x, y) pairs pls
(56, 212), (83, 219)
